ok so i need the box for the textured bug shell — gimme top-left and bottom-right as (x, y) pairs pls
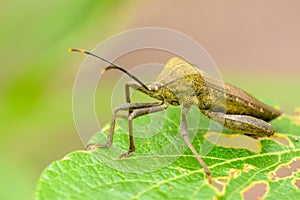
(154, 57), (203, 85)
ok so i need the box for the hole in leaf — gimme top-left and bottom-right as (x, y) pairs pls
(229, 168), (241, 179)
(243, 164), (256, 172)
(211, 177), (228, 194)
(293, 179), (300, 190)
(241, 182), (268, 200)
(206, 132), (261, 152)
(269, 133), (294, 148)
(269, 158), (300, 181)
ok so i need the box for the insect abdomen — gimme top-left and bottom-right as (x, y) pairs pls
(203, 76), (281, 122)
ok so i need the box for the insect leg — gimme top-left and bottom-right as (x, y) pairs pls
(119, 104), (169, 159)
(202, 110), (275, 138)
(125, 83), (133, 104)
(115, 82), (144, 119)
(86, 102), (163, 150)
(181, 106), (212, 183)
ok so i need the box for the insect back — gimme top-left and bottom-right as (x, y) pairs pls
(141, 57), (219, 108)
(135, 57), (227, 161)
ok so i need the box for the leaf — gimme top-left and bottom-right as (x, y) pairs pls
(35, 106), (300, 199)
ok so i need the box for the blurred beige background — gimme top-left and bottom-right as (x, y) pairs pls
(0, 1), (299, 199)
(128, 0), (300, 113)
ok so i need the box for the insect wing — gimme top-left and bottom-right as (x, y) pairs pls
(155, 57), (202, 85)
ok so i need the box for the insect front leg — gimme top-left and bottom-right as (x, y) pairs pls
(119, 103), (169, 159)
(202, 110), (275, 138)
(86, 102), (162, 150)
(115, 82), (145, 119)
(180, 106), (212, 183)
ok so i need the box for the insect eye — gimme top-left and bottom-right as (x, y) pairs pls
(149, 83), (161, 91)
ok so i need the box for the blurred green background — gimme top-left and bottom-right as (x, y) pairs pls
(0, 1), (299, 199)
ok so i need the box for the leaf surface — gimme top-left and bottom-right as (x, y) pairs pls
(35, 107), (300, 199)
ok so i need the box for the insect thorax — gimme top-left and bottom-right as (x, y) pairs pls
(145, 74), (211, 107)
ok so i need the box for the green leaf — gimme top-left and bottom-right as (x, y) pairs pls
(35, 106), (300, 199)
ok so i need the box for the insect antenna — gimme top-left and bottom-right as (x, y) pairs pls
(69, 48), (150, 91)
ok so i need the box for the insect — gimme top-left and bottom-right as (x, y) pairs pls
(69, 48), (281, 183)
